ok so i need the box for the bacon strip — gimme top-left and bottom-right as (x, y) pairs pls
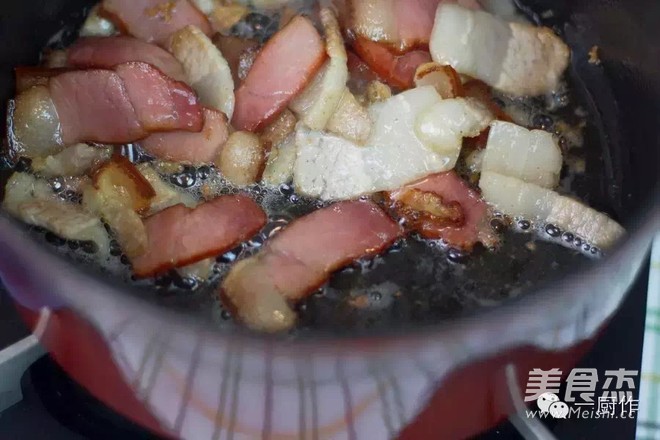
(221, 201), (401, 332)
(115, 62), (201, 132)
(350, 0), (481, 53)
(49, 62), (203, 145)
(132, 195), (267, 278)
(352, 37), (431, 89)
(140, 107), (229, 164)
(231, 16), (326, 132)
(68, 36), (186, 81)
(101, 0), (212, 47)
(389, 171), (494, 250)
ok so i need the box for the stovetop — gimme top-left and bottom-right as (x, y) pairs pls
(0, 260), (649, 439)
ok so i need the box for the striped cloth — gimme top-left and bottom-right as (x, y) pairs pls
(637, 234), (660, 440)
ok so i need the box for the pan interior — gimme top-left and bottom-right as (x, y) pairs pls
(0, 0), (626, 336)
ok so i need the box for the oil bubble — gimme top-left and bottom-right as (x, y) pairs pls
(279, 184), (294, 196)
(110, 240), (123, 256)
(81, 241), (98, 254)
(196, 166), (211, 180)
(545, 224), (561, 238)
(45, 232), (66, 246)
(447, 248), (468, 264)
(174, 275), (198, 291)
(170, 169), (197, 188)
(49, 178), (64, 193)
(370, 291), (383, 301)
(490, 218), (506, 233)
(532, 113), (554, 130)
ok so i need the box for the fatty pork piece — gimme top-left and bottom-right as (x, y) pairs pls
(481, 121), (563, 189)
(82, 157), (156, 259)
(67, 36), (186, 81)
(262, 133), (297, 186)
(479, 172), (625, 249)
(101, 0), (212, 47)
(221, 200), (402, 332)
(32, 144), (112, 178)
(294, 86), (493, 201)
(12, 62), (203, 158)
(430, 4), (570, 97)
(3, 173), (111, 256)
(80, 4), (116, 37)
(215, 131), (265, 186)
(289, 8), (348, 132)
(169, 25), (235, 119)
(289, 8), (372, 144)
(348, 0), (481, 53)
(136, 164), (198, 215)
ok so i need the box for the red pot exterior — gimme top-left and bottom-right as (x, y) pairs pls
(17, 303), (596, 439)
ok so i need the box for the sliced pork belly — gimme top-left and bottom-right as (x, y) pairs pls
(352, 36), (431, 89)
(289, 8), (349, 132)
(48, 62), (203, 145)
(3, 173), (111, 257)
(101, 0), (212, 47)
(132, 195), (266, 277)
(68, 36), (186, 81)
(294, 86), (493, 200)
(231, 16), (326, 132)
(481, 121), (563, 189)
(479, 172), (625, 249)
(140, 107), (229, 164)
(32, 143), (112, 178)
(430, 4), (570, 96)
(221, 201), (401, 332)
(389, 171), (495, 250)
(350, 0), (481, 53)
(169, 25), (235, 119)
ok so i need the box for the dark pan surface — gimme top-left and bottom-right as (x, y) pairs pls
(0, 0), (656, 336)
